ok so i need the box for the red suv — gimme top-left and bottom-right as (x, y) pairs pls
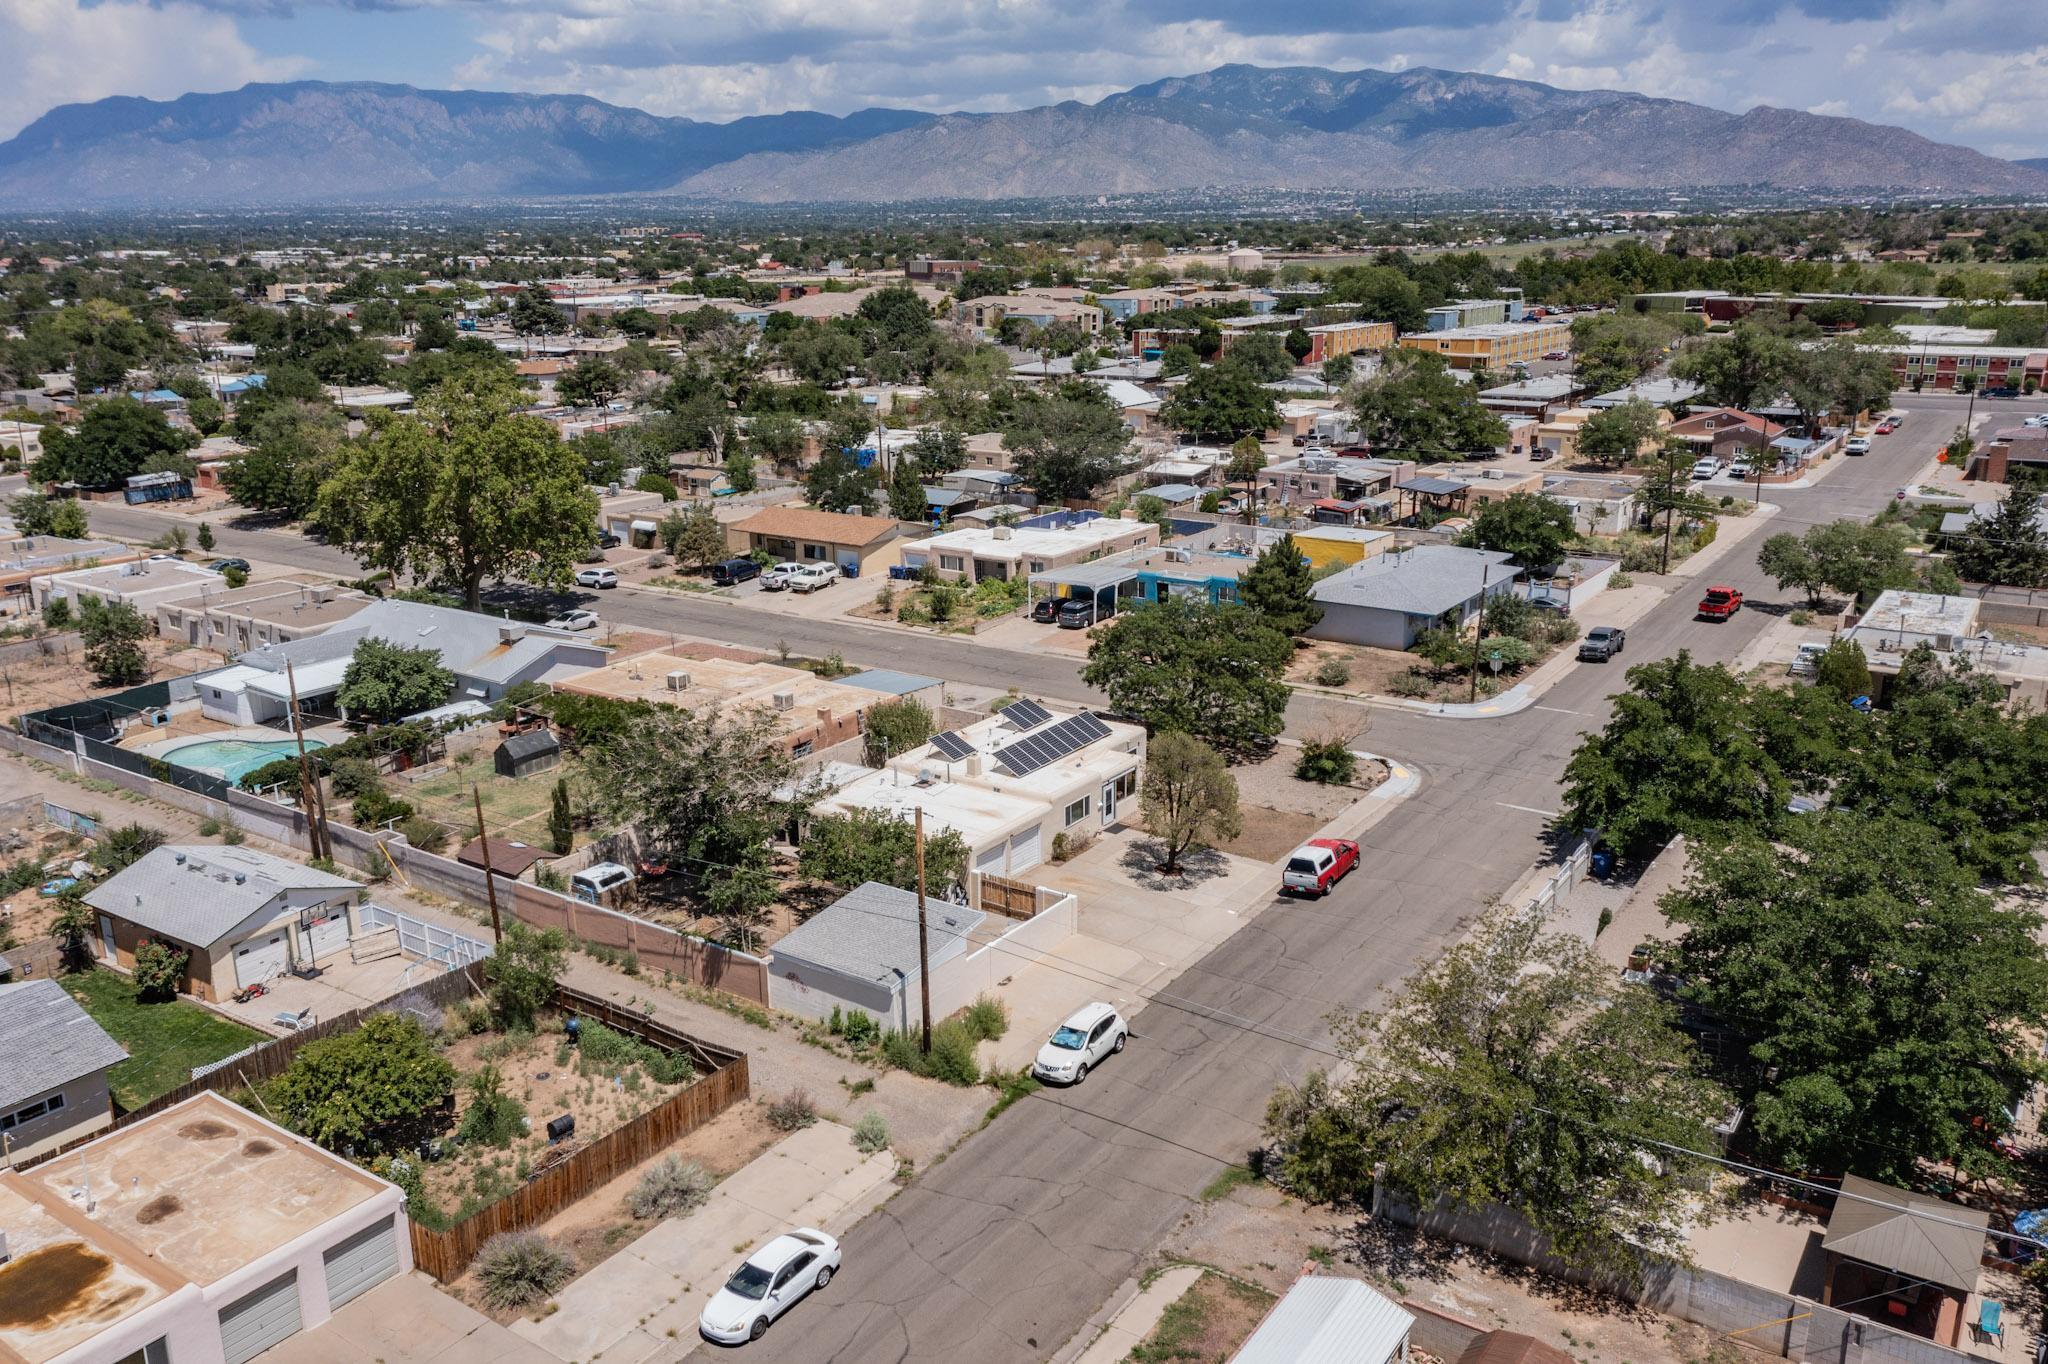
(1697, 586), (1744, 620)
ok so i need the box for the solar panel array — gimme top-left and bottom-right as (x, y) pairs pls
(1001, 698), (1053, 729)
(929, 730), (975, 762)
(997, 713), (1112, 775)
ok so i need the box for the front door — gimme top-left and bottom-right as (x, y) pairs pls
(98, 914), (116, 962)
(1101, 781), (1116, 823)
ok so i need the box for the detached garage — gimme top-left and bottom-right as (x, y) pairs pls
(83, 845), (364, 1002)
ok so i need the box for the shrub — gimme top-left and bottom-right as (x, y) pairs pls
(627, 1156), (713, 1219)
(457, 1065), (527, 1148)
(1312, 656), (1351, 688)
(961, 995), (1008, 1042)
(635, 472), (678, 500)
(487, 923), (568, 1030)
(1608, 571), (1634, 590)
(896, 596), (931, 625)
(475, 1232), (574, 1310)
(133, 939), (189, 1001)
(328, 756), (382, 800)
(828, 1006), (881, 1049)
(881, 1020), (982, 1085)
(1789, 609), (1813, 627)
(852, 1112), (890, 1154)
(353, 788), (414, 829)
(767, 1089), (818, 1131)
(222, 566), (248, 589)
(41, 598), (70, 630)
(1386, 670), (1433, 698)
(1295, 738), (1358, 785)
(396, 815), (447, 851)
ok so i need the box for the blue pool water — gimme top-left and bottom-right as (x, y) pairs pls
(164, 737), (327, 782)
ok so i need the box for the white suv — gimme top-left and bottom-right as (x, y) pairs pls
(789, 563), (838, 593)
(1032, 1002), (1128, 1084)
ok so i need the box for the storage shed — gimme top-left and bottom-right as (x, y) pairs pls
(494, 729), (561, 779)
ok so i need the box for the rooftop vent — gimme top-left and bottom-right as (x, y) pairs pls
(772, 691), (796, 711)
(499, 624), (526, 644)
(665, 670), (693, 691)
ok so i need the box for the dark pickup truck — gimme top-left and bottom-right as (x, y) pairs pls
(1577, 626), (1627, 661)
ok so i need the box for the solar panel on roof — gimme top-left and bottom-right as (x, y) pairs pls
(1001, 698), (1053, 729)
(997, 713), (1112, 775)
(929, 731), (974, 762)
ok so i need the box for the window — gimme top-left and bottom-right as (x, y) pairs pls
(791, 738), (813, 758)
(1064, 796), (1091, 827)
(0, 1092), (65, 1131)
(803, 543), (827, 560)
(1113, 769), (1139, 801)
(1029, 560), (1046, 573)
(940, 555), (964, 571)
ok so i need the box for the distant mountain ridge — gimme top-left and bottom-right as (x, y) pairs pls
(0, 66), (2041, 208)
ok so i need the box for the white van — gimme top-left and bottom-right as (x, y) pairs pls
(571, 862), (634, 904)
(1689, 457), (1721, 480)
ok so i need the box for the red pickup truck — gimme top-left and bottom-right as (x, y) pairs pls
(1697, 585), (1744, 620)
(1282, 839), (1360, 897)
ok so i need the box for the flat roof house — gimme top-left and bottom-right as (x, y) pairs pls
(961, 295), (1104, 336)
(1539, 475), (1642, 535)
(0, 978), (127, 1163)
(1842, 590), (2048, 708)
(0, 1091), (410, 1364)
(554, 647), (884, 761)
(82, 845), (364, 1003)
(1310, 545), (1519, 650)
(1398, 320), (1571, 371)
(726, 506), (900, 574)
(154, 577), (372, 655)
(902, 514), (1158, 584)
(34, 558), (221, 613)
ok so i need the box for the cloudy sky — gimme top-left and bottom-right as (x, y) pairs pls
(3, 0), (2044, 157)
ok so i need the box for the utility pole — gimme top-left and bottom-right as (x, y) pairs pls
(1469, 563), (1490, 704)
(1660, 452), (1678, 575)
(473, 785), (504, 945)
(915, 806), (932, 1056)
(284, 661), (327, 863)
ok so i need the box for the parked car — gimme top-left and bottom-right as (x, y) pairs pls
(1790, 642), (1827, 676)
(1031, 1002), (1128, 1084)
(544, 608), (600, 632)
(1031, 597), (1062, 623)
(207, 557), (250, 575)
(1689, 458), (1721, 481)
(1875, 419), (1900, 434)
(698, 1229), (842, 1344)
(1982, 386), (2020, 399)
(597, 531), (622, 550)
(788, 563), (838, 593)
(1281, 838), (1360, 896)
(1726, 460), (1753, 480)
(1577, 626), (1627, 661)
(571, 862), (634, 904)
(1056, 598), (1097, 629)
(710, 558), (761, 586)
(1542, 350), (1570, 361)
(1697, 585), (1744, 620)
(760, 561), (806, 591)
(574, 567), (618, 589)
(1845, 437), (1872, 456)
(2025, 413), (2048, 428)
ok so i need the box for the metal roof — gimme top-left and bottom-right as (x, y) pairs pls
(1313, 546), (1518, 617)
(0, 978), (129, 1110)
(1029, 558), (1147, 591)
(767, 881), (985, 986)
(1232, 1277), (1413, 1364)
(1398, 476), (1471, 496)
(1822, 1174), (1988, 1294)
(83, 845), (359, 948)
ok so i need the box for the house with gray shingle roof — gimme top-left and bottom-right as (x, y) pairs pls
(1309, 545), (1519, 650)
(766, 882), (986, 1028)
(0, 977), (127, 1161)
(82, 846), (363, 1004)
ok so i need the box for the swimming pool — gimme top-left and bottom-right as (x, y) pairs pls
(163, 737), (328, 783)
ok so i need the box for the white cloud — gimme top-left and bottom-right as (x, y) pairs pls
(0, 0), (306, 139)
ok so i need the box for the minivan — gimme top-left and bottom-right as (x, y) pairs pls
(711, 558), (761, 586)
(571, 862), (635, 904)
(1057, 599), (1097, 629)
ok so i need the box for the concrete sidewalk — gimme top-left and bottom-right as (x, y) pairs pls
(260, 1272), (558, 1364)
(512, 1121), (896, 1363)
(1069, 1264), (1205, 1364)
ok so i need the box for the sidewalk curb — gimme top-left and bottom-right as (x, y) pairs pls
(1056, 1264), (1206, 1364)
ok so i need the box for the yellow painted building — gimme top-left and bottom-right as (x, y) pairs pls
(1399, 320), (1572, 371)
(1293, 526), (1395, 570)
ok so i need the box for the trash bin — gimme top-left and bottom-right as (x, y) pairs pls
(1590, 850), (1614, 879)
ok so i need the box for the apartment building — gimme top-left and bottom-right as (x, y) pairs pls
(1398, 320), (1572, 371)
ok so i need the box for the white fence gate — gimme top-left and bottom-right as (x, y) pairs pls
(360, 904), (494, 971)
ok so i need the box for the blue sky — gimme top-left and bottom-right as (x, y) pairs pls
(4, 0), (2044, 158)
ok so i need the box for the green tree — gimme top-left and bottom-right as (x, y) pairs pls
(1267, 902), (1727, 1277)
(658, 502), (728, 569)
(1570, 313), (1681, 395)
(1159, 363), (1279, 443)
(862, 696), (935, 765)
(804, 448), (879, 514)
(721, 446), (758, 494)
(1952, 483), (2048, 588)
(1284, 326), (1314, 364)
(798, 810), (970, 893)
(132, 939), (189, 1002)
(1082, 599), (1293, 753)
(1560, 651), (1787, 855)
(51, 897), (97, 971)
(1351, 351), (1508, 458)
(221, 400), (346, 520)
(197, 522), (215, 552)
(1158, 342), (1198, 377)
(1224, 332), (1295, 383)
(1672, 324), (1796, 410)
(907, 426), (966, 476)
(1226, 435), (1266, 522)
(1470, 492), (1577, 569)
(1003, 382), (1130, 500)
(483, 922), (569, 1029)
(508, 285), (566, 340)
(1759, 521), (1915, 607)
(1239, 533), (1322, 636)
(80, 598), (151, 686)
(337, 638), (456, 723)
(7, 491), (88, 539)
(33, 396), (192, 487)
(1811, 639), (1873, 701)
(745, 410), (805, 472)
(270, 1012), (455, 1153)
(782, 325), (864, 387)
(1573, 398), (1662, 468)
(1139, 731), (1243, 873)
(1758, 531), (1828, 607)
(887, 456), (928, 522)
(316, 372), (598, 609)
(1667, 817), (2048, 1179)
(1320, 353), (1355, 386)
(557, 356), (624, 411)
(549, 778), (574, 855)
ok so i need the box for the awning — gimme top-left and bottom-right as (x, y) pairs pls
(243, 655), (351, 700)
(630, 518), (657, 533)
(1399, 476), (1470, 496)
(1031, 559), (1146, 592)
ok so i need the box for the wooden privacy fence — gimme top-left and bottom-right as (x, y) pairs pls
(408, 995), (749, 1282)
(14, 963), (485, 1172)
(977, 873), (1039, 921)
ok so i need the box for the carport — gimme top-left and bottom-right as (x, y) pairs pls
(1028, 557), (1144, 622)
(1395, 476), (1472, 521)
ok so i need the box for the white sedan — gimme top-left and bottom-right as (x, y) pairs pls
(699, 1229), (841, 1344)
(545, 608), (600, 632)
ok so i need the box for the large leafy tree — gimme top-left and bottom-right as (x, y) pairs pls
(1238, 533), (1322, 637)
(1139, 731), (1242, 873)
(80, 598), (151, 686)
(33, 396), (192, 487)
(1573, 398), (1662, 468)
(799, 809), (969, 893)
(1082, 599), (1292, 753)
(1002, 381), (1129, 501)
(1560, 651), (1787, 855)
(337, 638), (456, 723)
(220, 400), (346, 520)
(1570, 314), (1682, 395)
(557, 355), (625, 411)
(1223, 333), (1295, 383)
(1266, 903), (1726, 1277)
(1672, 324), (1796, 410)
(1159, 363), (1279, 443)
(805, 448), (879, 514)
(508, 285), (566, 339)
(270, 1012), (454, 1153)
(1351, 351), (1508, 458)
(315, 372), (598, 609)
(658, 502), (728, 569)
(1666, 816), (2048, 1180)
(7, 491), (88, 539)
(1469, 492), (1577, 569)
(1757, 521), (1915, 608)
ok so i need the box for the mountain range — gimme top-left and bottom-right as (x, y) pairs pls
(1, 64), (2042, 208)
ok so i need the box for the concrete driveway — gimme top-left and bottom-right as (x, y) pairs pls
(258, 1272), (558, 1364)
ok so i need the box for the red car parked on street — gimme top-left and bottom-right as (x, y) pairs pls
(1697, 585), (1744, 620)
(1282, 839), (1360, 896)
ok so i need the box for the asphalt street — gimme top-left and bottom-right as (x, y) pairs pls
(45, 392), (2033, 1362)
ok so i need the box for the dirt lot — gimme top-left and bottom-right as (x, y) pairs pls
(1164, 1183), (1733, 1364)
(1182, 746), (1390, 862)
(1128, 1270), (1276, 1362)
(0, 821), (95, 941)
(0, 634), (228, 715)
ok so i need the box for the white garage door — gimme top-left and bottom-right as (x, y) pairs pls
(974, 843), (1006, 876)
(218, 1270), (302, 1364)
(1007, 826), (1043, 876)
(303, 907), (350, 961)
(322, 1216), (400, 1309)
(233, 931), (290, 989)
